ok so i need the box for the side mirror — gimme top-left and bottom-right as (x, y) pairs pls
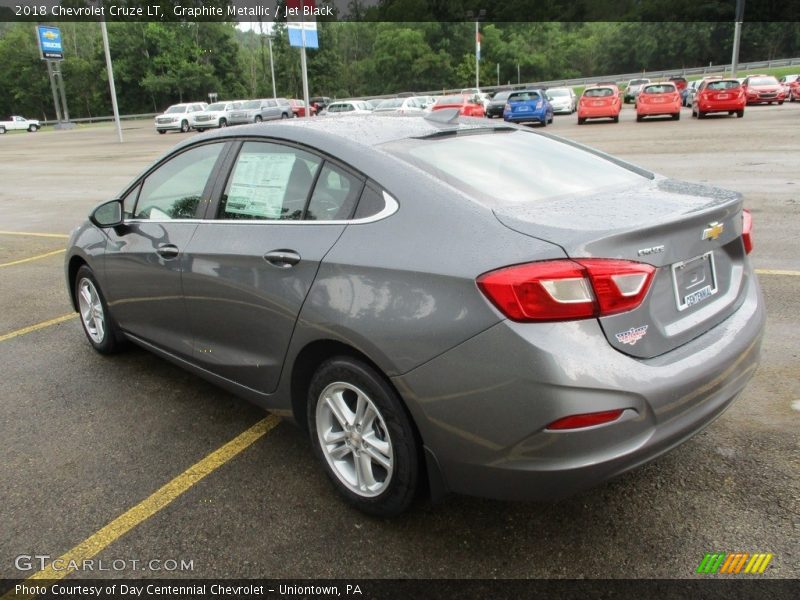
(90, 199), (123, 228)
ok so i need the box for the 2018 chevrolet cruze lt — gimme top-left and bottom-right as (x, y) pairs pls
(65, 113), (764, 516)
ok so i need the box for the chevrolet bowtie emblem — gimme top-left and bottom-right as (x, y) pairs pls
(702, 222), (724, 241)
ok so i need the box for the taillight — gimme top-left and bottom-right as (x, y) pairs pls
(546, 409), (625, 430)
(504, 103), (511, 111)
(742, 209), (753, 254)
(477, 259), (655, 322)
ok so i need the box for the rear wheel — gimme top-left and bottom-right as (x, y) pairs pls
(196, 128), (205, 133)
(612, 115), (619, 123)
(254, 115), (263, 123)
(577, 117), (585, 125)
(672, 112), (680, 120)
(308, 357), (420, 517)
(281, 112), (289, 119)
(75, 266), (124, 355)
(698, 110), (706, 119)
(219, 119), (227, 128)
(636, 114), (643, 122)
(540, 118), (547, 127)
(737, 110), (744, 118)
(180, 120), (189, 133)
(157, 129), (166, 134)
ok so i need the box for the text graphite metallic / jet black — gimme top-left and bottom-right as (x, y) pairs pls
(65, 114), (764, 516)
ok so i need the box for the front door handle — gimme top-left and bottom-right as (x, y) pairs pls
(156, 244), (180, 259)
(264, 249), (301, 268)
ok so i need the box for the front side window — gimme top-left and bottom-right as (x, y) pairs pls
(219, 142), (322, 221)
(133, 143), (224, 220)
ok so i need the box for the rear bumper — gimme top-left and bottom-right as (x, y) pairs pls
(698, 100), (746, 113)
(637, 103), (681, 116)
(393, 272), (764, 501)
(578, 106), (618, 119)
(503, 110), (547, 123)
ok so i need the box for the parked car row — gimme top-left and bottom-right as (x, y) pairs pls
(155, 98), (300, 134)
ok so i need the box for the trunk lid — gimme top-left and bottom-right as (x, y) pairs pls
(494, 177), (750, 359)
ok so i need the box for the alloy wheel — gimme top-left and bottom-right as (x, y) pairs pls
(77, 277), (105, 344)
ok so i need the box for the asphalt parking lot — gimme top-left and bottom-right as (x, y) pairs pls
(0, 102), (798, 581)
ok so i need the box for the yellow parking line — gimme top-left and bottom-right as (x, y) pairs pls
(0, 314), (76, 343)
(0, 248), (65, 268)
(0, 231), (69, 239)
(15, 415), (280, 587)
(755, 269), (800, 277)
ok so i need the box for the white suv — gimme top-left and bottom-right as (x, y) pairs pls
(154, 103), (207, 134)
(191, 101), (245, 132)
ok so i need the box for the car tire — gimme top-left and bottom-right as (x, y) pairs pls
(28, 124), (39, 132)
(0, 126), (6, 134)
(698, 111), (706, 119)
(307, 356), (421, 517)
(737, 110), (744, 118)
(196, 128), (205, 133)
(672, 112), (680, 120)
(180, 120), (189, 133)
(636, 115), (643, 122)
(74, 265), (124, 355)
(577, 117), (585, 125)
(157, 129), (166, 134)
(281, 113), (288, 119)
(778, 100), (784, 105)
(219, 119), (227, 128)
(612, 115), (619, 123)
(254, 115), (263, 123)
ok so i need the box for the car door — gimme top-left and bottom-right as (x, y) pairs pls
(260, 99), (280, 121)
(181, 140), (365, 394)
(102, 141), (230, 357)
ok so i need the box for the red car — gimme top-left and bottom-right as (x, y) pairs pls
(431, 94), (485, 117)
(288, 99), (315, 117)
(636, 82), (681, 121)
(577, 85), (621, 124)
(692, 79), (746, 119)
(668, 76), (688, 92)
(742, 75), (785, 105)
(778, 74), (800, 102)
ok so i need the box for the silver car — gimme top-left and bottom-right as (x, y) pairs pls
(190, 101), (244, 131)
(545, 87), (577, 114)
(65, 114), (764, 516)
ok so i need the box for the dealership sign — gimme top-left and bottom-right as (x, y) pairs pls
(287, 0), (319, 49)
(36, 25), (64, 60)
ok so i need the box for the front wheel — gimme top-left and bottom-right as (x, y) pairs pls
(219, 119), (227, 128)
(0, 126), (6, 134)
(157, 129), (166, 135)
(180, 120), (189, 133)
(308, 357), (420, 517)
(778, 100), (784, 105)
(28, 125), (39, 132)
(75, 266), (124, 354)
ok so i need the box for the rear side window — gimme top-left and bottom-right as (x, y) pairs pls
(353, 183), (387, 220)
(134, 143), (224, 220)
(219, 142), (321, 221)
(306, 163), (364, 221)
(382, 130), (647, 207)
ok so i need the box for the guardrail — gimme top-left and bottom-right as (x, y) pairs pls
(41, 112), (158, 126)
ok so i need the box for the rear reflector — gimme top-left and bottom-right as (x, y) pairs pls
(742, 208), (753, 254)
(477, 259), (655, 322)
(546, 409), (624, 430)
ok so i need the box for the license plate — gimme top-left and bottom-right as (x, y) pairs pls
(671, 251), (718, 311)
(654, 98), (665, 103)
(516, 106), (530, 111)
(717, 94), (729, 99)
(593, 101), (604, 106)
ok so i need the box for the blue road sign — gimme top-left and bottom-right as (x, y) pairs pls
(37, 25), (64, 60)
(288, 25), (319, 49)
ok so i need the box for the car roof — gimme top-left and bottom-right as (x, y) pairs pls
(177, 115), (510, 151)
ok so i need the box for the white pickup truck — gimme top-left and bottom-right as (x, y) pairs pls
(0, 116), (42, 134)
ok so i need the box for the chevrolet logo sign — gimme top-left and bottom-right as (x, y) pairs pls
(702, 222), (724, 241)
(43, 31), (58, 40)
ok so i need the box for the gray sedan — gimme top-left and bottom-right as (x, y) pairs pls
(65, 114), (764, 516)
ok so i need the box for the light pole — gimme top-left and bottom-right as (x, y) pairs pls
(466, 10), (486, 90)
(730, 0), (745, 77)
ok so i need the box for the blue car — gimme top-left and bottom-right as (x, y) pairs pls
(502, 89), (554, 126)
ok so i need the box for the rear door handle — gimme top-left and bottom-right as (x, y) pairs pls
(156, 244), (180, 259)
(264, 250), (301, 268)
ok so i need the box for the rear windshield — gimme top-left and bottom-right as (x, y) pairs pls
(707, 80), (740, 90)
(584, 88), (614, 97)
(381, 130), (647, 207)
(437, 95), (466, 105)
(508, 91), (541, 102)
(642, 84), (676, 94)
(748, 76), (779, 86)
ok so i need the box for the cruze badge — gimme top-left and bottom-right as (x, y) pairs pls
(615, 325), (648, 345)
(702, 222), (724, 241)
